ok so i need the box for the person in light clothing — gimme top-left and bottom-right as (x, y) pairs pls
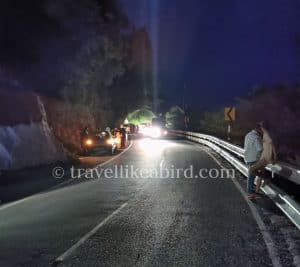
(249, 122), (277, 193)
(244, 124), (263, 199)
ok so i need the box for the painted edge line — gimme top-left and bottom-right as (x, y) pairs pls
(0, 141), (133, 211)
(54, 202), (128, 265)
(51, 141), (134, 187)
(195, 144), (282, 267)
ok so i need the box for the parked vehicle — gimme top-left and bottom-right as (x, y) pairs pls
(81, 130), (119, 155)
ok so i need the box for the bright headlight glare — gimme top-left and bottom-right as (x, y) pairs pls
(150, 127), (161, 138)
(86, 139), (93, 146)
(106, 139), (112, 145)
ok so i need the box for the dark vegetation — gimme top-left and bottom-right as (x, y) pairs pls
(191, 85), (300, 165)
(0, 0), (154, 151)
(0, 1), (298, 164)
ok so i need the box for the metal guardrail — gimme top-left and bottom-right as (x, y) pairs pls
(181, 131), (300, 186)
(174, 130), (300, 230)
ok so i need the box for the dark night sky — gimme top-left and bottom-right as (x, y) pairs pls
(119, 0), (300, 109)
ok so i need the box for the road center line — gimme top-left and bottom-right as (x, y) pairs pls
(53, 202), (128, 265)
(195, 143), (282, 267)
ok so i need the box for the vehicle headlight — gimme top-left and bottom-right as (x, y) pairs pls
(151, 127), (161, 138)
(106, 139), (113, 145)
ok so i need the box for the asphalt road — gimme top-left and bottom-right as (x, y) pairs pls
(0, 138), (273, 267)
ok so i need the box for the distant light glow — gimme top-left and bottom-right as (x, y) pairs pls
(85, 139), (93, 146)
(140, 126), (163, 138)
(139, 138), (173, 156)
(151, 127), (161, 138)
(106, 139), (113, 145)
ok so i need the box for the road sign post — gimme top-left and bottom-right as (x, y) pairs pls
(227, 122), (231, 141)
(224, 107), (236, 141)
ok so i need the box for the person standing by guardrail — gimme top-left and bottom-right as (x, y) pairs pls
(244, 124), (263, 200)
(250, 122), (277, 194)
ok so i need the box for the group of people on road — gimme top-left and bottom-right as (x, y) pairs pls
(112, 127), (128, 149)
(244, 121), (277, 200)
(80, 125), (129, 152)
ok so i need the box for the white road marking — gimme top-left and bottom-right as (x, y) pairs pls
(54, 202), (128, 264)
(0, 196), (37, 212)
(195, 144), (282, 267)
(49, 141), (134, 189)
(0, 142), (133, 211)
(95, 141), (133, 169)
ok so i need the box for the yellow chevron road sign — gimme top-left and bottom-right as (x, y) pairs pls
(225, 107), (236, 121)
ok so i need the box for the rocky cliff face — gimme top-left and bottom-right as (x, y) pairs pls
(0, 90), (65, 170)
